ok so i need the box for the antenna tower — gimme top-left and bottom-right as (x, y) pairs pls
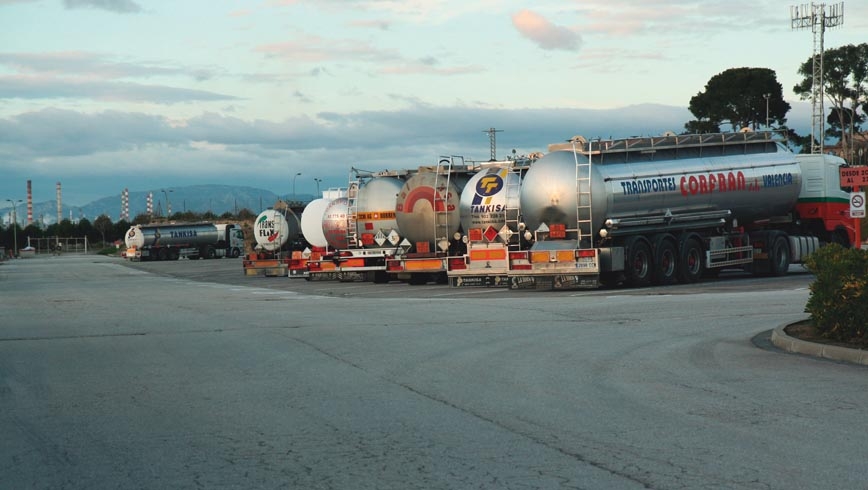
(790, 2), (844, 154)
(483, 127), (503, 161)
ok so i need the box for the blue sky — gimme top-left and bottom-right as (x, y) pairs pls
(1, 0), (866, 212)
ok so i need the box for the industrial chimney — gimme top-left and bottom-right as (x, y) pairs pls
(56, 182), (62, 224)
(26, 180), (33, 225)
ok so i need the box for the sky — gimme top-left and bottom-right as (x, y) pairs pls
(1, 0), (866, 212)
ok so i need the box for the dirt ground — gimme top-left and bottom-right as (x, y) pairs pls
(785, 320), (867, 350)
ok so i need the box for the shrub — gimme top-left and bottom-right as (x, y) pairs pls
(803, 244), (868, 347)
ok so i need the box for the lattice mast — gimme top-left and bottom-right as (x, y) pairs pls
(790, 2), (844, 154)
(483, 127), (503, 161)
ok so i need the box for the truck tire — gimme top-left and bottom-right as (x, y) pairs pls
(168, 248), (180, 260)
(652, 234), (677, 286)
(769, 234), (791, 276)
(157, 248), (168, 261)
(677, 237), (704, 283)
(624, 236), (652, 288)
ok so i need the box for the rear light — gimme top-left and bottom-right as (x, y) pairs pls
(511, 264), (532, 270)
(509, 251), (528, 261)
(576, 249), (596, 258)
(556, 250), (574, 262)
(386, 260), (403, 272)
(530, 251), (551, 263)
(343, 258), (365, 268)
(448, 257), (467, 270)
(308, 262), (322, 272)
(550, 223), (566, 239)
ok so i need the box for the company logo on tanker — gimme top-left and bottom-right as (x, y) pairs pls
(470, 171), (506, 213)
(256, 214), (280, 242)
(620, 170), (796, 196)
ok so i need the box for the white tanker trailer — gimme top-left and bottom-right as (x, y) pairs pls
(496, 130), (855, 289)
(124, 222), (244, 261)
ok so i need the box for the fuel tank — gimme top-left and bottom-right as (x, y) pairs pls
(520, 142), (802, 240)
(321, 197), (349, 249)
(125, 223), (221, 249)
(459, 165), (521, 237)
(395, 171), (468, 247)
(253, 209), (300, 252)
(301, 198), (333, 248)
(355, 176), (403, 248)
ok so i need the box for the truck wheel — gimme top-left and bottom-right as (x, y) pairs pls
(652, 235), (677, 285)
(157, 248), (168, 261)
(769, 234), (791, 276)
(624, 237), (652, 288)
(169, 248), (180, 260)
(206, 247), (216, 259)
(230, 248), (241, 258)
(372, 271), (389, 284)
(677, 238), (704, 283)
(829, 229), (850, 248)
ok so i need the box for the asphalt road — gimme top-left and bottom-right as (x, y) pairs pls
(1, 255), (867, 489)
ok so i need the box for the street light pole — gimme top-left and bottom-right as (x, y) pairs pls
(314, 178), (322, 195)
(292, 172), (302, 202)
(161, 189), (173, 219)
(764, 93), (771, 128)
(6, 198), (22, 257)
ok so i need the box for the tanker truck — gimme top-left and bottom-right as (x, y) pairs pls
(124, 222), (244, 261)
(384, 157), (479, 285)
(307, 170), (408, 283)
(242, 207), (301, 276)
(450, 130), (854, 290)
(445, 157), (537, 286)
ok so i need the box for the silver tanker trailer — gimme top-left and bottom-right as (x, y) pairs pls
(446, 158), (535, 287)
(491, 130), (855, 289)
(387, 157), (476, 284)
(308, 170), (406, 283)
(124, 222), (244, 261)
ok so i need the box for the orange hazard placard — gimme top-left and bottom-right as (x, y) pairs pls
(840, 166), (868, 187)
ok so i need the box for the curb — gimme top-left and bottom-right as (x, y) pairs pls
(771, 320), (868, 366)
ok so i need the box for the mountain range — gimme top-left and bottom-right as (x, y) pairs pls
(1, 185), (314, 226)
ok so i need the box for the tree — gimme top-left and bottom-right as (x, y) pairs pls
(794, 43), (868, 160)
(686, 67), (791, 132)
(93, 214), (113, 245)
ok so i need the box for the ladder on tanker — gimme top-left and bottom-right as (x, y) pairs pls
(572, 136), (594, 248)
(345, 174), (361, 249)
(504, 162), (523, 250)
(433, 156), (461, 253)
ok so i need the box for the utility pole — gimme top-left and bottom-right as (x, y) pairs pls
(483, 128), (503, 161)
(6, 199), (22, 257)
(791, 2), (844, 154)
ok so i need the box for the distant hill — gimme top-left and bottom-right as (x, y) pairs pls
(1, 185), (315, 225)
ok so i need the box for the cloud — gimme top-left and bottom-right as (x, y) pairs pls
(348, 18), (391, 30)
(0, 51), (218, 80)
(0, 52), (232, 104)
(0, 75), (240, 104)
(63, 0), (142, 14)
(512, 9), (581, 51)
(255, 36), (401, 63)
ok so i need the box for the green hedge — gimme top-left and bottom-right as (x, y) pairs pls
(804, 244), (868, 347)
